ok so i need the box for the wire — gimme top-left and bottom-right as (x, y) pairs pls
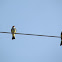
(0, 32), (11, 34)
(0, 32), (61, 38)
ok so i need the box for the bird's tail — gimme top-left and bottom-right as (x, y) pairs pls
(12, 34), (15, 40)
(12, 36), (15, 40)
(60, 40), (62, 46)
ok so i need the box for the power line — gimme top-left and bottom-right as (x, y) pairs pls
(0, 32), (61, 38)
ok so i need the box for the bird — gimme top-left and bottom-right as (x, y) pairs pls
(60, 32), (62, 46)
(11, 26), (16, 40)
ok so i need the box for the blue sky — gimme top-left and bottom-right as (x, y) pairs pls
(0, 0), (62, 62)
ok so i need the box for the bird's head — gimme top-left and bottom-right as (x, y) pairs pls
(12, 26), (15, 28)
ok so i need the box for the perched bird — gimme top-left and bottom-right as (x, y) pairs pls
(11, 26), (16, 40)
(60, 32), (62, 46)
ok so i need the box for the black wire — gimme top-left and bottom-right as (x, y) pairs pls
(0, 32), (11, 33)
(0, 32), (61, 38)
